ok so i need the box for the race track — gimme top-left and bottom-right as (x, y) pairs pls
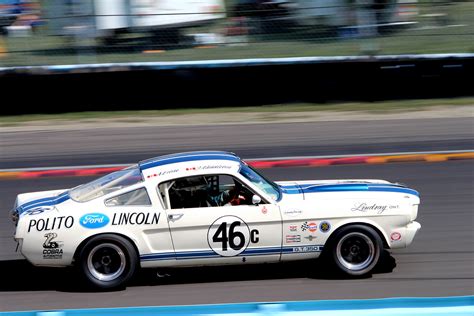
(1, 161), (473, 311)
(1, 117), (473, 169)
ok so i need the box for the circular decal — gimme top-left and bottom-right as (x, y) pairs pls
(319, 221), (331, 233)
(207, 216), (251, 257)
(80, 213), (109, 229)
(391, 232), (402, 241)
(301, 221), (317, 232)
(308, 222), (317, 232)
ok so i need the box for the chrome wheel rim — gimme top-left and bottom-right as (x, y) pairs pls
(336, 232), (375, 271)
(87, 243), (126, 281)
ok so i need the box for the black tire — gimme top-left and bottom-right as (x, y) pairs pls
(325, 225), (383, 277)
(78, 234), (138, 290)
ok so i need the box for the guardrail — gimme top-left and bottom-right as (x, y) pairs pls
(1, 296), (473, 316)
(1, 53), (473, 75)
(0, 53), (473, 115)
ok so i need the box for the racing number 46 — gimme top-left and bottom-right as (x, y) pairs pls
(213, 221), (259, 251)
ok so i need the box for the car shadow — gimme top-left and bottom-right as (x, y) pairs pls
(0, 251), (396, 292)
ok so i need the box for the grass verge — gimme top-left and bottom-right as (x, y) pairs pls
(1, 97), (473, 125)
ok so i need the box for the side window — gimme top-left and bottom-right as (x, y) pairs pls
(158, 174), (264, 210)
(105, 188), (151, 206)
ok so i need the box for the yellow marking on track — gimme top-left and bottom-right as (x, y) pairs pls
(384, 154), (426, 162)
(424, 154), (448, 162)
(0, 172), (20, 179)
(366, 157), (388, 164)
(142, 50), (165, 54)
(446, 152), (474, 160)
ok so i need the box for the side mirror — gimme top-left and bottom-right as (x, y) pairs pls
(252, 195), (262, 205)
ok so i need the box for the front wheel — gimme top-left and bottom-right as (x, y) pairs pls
(327, 225), (383, 276)
(78, 234), (138, 289)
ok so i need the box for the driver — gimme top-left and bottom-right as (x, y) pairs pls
(206, 181), (246, 207)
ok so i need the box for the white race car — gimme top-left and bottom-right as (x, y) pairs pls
(11, 151), (421, 289)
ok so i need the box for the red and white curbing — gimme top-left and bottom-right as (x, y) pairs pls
(0, 150), (472, 180)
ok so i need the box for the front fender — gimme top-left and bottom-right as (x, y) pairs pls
(326, 217), (395, 249)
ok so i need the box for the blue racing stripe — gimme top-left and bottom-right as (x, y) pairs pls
(19, 191), (68, 209)
(140, 245), (323, 262)
(280, 183), (419, 197)
(140, 153), (240, 171)
(18, 192), (70, 214)
(280, 186), (303, 194)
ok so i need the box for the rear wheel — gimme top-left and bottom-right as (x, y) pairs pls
(327, 225), (383, 276)
(78, 234), (137, 289)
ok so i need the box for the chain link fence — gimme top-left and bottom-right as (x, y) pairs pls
(0, 0), (473, 67)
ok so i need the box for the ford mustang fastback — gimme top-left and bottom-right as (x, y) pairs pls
(11, 151), (421, 289)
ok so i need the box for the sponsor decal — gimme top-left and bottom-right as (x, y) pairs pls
(304, 235), (317, 241)
(319, 221), (331, 233)
(111, 212), (160, 226)
(25, 209), (44, 216)
(24, 206), (56, 216)
(301, 221), (317, 232)
(292, 245), (322, 253)
(289, 225), (298, 232)
(186, 165), (233, 171)
(351, 203), (399, 214)
(261, 206), (268, 214)
(80, 213), (109, 229)
(199, 165), (232, 170)
(286, 235), (301, 243)
(147, 169), (179, 179)
(42, 233), (63, 259)
(284, 209), (302, 217)
(207, 215), (259, 257)
(391, 232), (402, 241)
(28, 216), (74, 233)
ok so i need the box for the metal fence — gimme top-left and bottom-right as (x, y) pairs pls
(0, 0), (472, 67)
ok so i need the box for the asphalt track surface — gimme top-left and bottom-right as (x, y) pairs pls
(1, 117), (473, 169)
(0, 161), (473, 311)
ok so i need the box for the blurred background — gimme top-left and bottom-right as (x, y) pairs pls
(0, 0), (472, 67)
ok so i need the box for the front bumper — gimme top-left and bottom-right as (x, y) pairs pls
(405, 221), (421, 246)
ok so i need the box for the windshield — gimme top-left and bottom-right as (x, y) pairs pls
(239, 163), (281, 201)
(69, 165), (143, 202)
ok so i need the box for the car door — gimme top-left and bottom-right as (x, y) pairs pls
(158, 173), (282, 266)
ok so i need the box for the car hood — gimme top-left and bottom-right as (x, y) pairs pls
(276, 179), (419, 200)
(16, 189), (70, 215)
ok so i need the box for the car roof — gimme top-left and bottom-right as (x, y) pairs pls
(139, 151), (241, 171)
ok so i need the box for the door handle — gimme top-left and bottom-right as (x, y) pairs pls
(168, 213), (184, 221)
